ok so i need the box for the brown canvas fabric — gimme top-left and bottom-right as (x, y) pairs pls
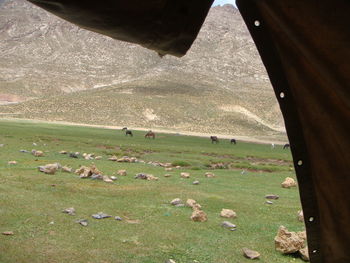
(237, 0), (350, 262)
(26, 0), (214, 57)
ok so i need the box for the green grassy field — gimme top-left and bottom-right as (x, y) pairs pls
(0, 120), (304, 263)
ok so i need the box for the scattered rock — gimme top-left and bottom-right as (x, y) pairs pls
(165, 260), (176, 263)
(38, 163), (61, 175)
(2, 231), (14, 235)
(75, 166), (91, 178)
(94, 156), (102, 160)
(164, 174), (171, 177)
(108, 155), (118, 161)
(69, 152), (79, 158)
(0, 144), (4, 147)
(191, 209), (207, 222)
(103, 175), (114, 183)
(32, 149), (44, 157)
(110, 176), (117, 180)
(59, 150), (67, 154)
(299, 246), (310, 261)
(210, 162), (226, 169)
(117, 170), (127, 176)
(62, 166), (73, 173)
(134, 173), (158, 180)
(205, 172), (215, 178)
(76, 219), (88, 226)
(281, 177), (297, 188)
(220, 209), (237, 218)
(117, 156), (138, 163)
(192, 180), (200, 185)
(62, 207), (75, 215)
(175, 204), (185, 207)
(91, 174), (103, 180)
(242, 248), (260, 259)
(20, 149), (29, 153)
(266, 201), (273, 205)
(83, 153), (94, 160)
(180, 172), (190, 178)
(221, 221), (236, 230)
(297, 210), (304, 222)
(92, 212), (111, 219)
(8, 160), (17, 165)
(170, 198), (182, 206)
(186, 199), (202, 209)
(115, 216), (122, 221)
(165, 168), (173, 171)
(75, 164), (102, 178)
(274, 226), (306, 254)
(265, 194), (279, 200)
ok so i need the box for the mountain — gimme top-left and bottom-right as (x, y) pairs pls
(0, 0), (286, 140)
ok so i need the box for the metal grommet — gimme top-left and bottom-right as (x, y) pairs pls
(297, 160), (303, 166)
(280, 92), (285, 98)
(312, 249), (317, 254)
(309, 217), (314, 222)
(254, 20), (260, 27)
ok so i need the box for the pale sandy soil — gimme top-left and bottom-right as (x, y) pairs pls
(0, 118), (288, 145)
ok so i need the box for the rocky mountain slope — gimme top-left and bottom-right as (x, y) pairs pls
(0, 0), (286, 139)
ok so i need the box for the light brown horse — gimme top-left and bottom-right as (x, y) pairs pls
(145, 130), (155, 139)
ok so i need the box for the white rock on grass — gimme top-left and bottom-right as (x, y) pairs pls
(186, 199), (201, 209)
(38, 163), (61, 175)
(62, 166), (73, 173)
(117, 170), (127, 176)
(242, 248), (260, 259)
(297, 210), (304, 222)
(220, 209), (237, 218)
(170, 198), (182, 206)
(103, 175), (114, 183)
(180, 172), (190, 178)
(205, 172), (215, 178)
(62, 207), (75, 215)
(281, 177), (297, 188)
(8, 161), (17, 165)
(32, 149), (44, 157)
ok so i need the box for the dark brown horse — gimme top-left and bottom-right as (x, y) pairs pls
(145, 130), (155, 139)
(230, 138), (237, 145)
(210, 136), (219, 144)
(283, 143), (290, 149)
(122, 127), (133, 137)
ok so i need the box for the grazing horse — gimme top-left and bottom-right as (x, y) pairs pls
(121, 127), (133, 137)
(283, 143), (290, 149)
(230, 139), (237, 145)
(145, 130), (155, 139)
(210, 136), (219, 144)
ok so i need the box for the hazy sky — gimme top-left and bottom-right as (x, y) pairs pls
(213, 0), (236, 7)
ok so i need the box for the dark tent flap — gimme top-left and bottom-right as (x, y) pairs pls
(26, 0), (214, 57)
(237, 0), (350, 262)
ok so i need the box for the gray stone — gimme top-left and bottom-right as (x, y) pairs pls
(92, 212), (111, 219)
(221, 221), (236, 230)
(115, 216), (122, 221)
(242, 248), (260, 259)
(62, 207), (75, 215)
(266, 201), (273, 204)
(192, 180), (200, 185)
(170, 198), (182, 206)
(265, 194), (279, 200)
(76, 219), (88, 226)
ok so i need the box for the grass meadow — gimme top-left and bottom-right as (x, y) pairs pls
(0, 120), (304, 263)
